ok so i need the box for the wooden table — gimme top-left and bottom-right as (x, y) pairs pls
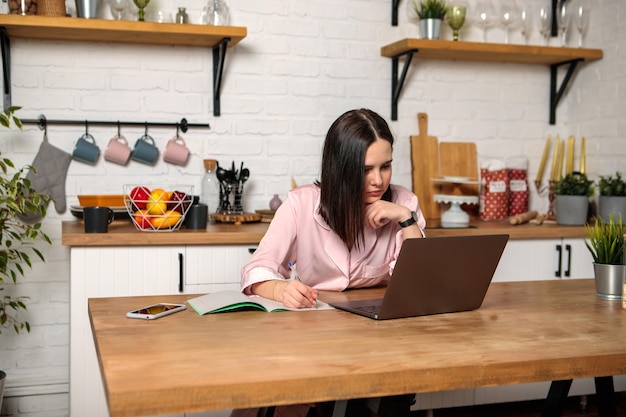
(88, 280), (626, 417)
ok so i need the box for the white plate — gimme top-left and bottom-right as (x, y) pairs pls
(443, 176), (470, 182)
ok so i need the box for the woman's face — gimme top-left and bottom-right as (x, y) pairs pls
(363, 138), (393, 204)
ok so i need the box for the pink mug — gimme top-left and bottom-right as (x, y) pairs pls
(163, 135), (190, 166)
(103, 135), (131, 166)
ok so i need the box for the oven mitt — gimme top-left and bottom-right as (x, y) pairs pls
(18, 133), (72, 223)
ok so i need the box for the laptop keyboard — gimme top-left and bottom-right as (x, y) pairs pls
(353, 305), (380, 315)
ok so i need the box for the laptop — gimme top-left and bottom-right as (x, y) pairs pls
(328, 234), (509, 320)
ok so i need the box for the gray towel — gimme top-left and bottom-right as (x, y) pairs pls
(18, 134), (72, 222)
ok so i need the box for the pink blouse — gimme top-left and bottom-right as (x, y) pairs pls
(240, 184), (426, 294)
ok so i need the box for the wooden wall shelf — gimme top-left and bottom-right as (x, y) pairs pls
(381, 38), (603, 124)
(0, 15), (247, 116)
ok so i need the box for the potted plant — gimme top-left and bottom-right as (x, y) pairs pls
(0, 106), (52, 409)
(597, 172), (626, 222)
(585, 214), (625, 300)
(553, 171), (593, 225)
(411, 0), (447, 39)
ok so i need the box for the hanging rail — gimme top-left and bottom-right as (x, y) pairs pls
(20, 114), (210, 133)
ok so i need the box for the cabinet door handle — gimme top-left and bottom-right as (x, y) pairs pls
(178, 252), (184, 293)
(248, 247), (257, 254)
(555, 244), (562, 278)
(564, 244), (571, 277)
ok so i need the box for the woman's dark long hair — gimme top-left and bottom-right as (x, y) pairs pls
(317, 109), (394, 251)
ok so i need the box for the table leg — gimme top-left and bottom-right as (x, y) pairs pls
(331, 400), (348, 417)
(540, 379), (572, 417)
(594, 376), (616, 417)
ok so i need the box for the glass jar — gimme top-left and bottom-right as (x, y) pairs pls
(202, 0), (230, 26)
(201, 159), (220, 217)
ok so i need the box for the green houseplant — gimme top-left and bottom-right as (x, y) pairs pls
(553, 171), (593, 225)
(584, 213), (625, 300)
(0, 106), (51, 410)
(597, 172), (626, 222)
(1, 106), (52, 334)
(411, 0), (447, 40)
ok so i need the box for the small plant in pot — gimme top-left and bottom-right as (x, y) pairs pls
(553, 171), (594, 225)
(584, 213), (625, 300)
(411, 0), (448, 39)
(597, 172), (626, 222)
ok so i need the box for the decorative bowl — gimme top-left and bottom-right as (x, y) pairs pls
(123, 185), (194, 232)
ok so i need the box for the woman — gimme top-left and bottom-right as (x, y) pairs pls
(241, 108), (426, 309)
(232, 109), (425, 417)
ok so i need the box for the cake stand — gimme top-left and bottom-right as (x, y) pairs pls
(433, 194), (479, 228)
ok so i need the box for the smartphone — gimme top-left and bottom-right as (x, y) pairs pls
(126, 303), (186, 320)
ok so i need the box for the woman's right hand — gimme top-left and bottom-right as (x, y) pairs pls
(251, 279), (318, 309)
(280, 280), (318, 309)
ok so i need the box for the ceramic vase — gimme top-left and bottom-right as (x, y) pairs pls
(598, 196), (626, 222)
(269, 194), (282, 210)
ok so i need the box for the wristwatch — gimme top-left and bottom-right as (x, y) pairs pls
(399, 211), (418, 228)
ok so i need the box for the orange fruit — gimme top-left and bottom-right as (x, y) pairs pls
(133, 209), (152, 229)
(150, 210), (182, 229)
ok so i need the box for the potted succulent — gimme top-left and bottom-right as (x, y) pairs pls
(597, 172), (626, 222)
(0, 107), (52, 409)
(585, 214), (625, 300)
(411, 0), (448, 39)
(553, 171), (594, 225)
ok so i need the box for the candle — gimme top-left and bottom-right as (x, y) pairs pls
(580, 136), (586, 173)
(566, 136), (575, 174)
(536, 135), (551, 183)
(556, 138), (565, 181)
(550, 135), (559, 181)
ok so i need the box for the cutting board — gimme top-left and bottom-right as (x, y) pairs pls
(410, 113), (440, 221)
(439, 142), (479, 196)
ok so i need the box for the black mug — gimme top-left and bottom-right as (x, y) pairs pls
(83, 206), (115, 233)
(185, 203), (208, 230)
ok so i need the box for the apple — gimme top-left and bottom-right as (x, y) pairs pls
(129, 186), (151, 211)
(167, 190), (190, 213)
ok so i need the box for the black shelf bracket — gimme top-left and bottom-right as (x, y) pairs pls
(549, 58), (582, 125)
(212, 37), (231, 117)
(0, 28), (232, 117)
(1, 26), (11, 110)
(392, 0), (400, 26)
(390, 49), (417, 121)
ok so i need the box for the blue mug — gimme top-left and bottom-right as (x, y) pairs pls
(131, 135), (159, 165)
(72, 133), (100, 164)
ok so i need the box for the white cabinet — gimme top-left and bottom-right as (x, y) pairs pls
(493, 238), (594, 282)
(69, 245), (253, 417)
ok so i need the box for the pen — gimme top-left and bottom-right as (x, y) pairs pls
(288, 262), (317, 308)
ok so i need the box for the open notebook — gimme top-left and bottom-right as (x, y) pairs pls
(328, 234), (509, 320)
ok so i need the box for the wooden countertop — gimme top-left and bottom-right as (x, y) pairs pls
(89, 280), (626, 416)
(62, 219), (589, 247)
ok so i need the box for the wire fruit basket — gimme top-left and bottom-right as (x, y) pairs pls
(123, 185), (194, 232)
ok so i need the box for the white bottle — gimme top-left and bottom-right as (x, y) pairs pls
(201, 159), (220, 215)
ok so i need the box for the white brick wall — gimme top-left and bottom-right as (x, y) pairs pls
(0, 0), (625, 415)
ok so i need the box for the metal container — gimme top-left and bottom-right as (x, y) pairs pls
(594, 263), (625, 300)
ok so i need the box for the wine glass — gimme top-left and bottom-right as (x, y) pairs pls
(573, 1), (590, 48)
(474, 1), (494, 43)
(518, 3), (533, 45)
(446, 3), (467, 41)
(556, 0), (570, 47)
(499, 2), (517, 44)
(107, 0), (129, 20)
(537, 4), (552, 46)
(132, 0), (150, 21)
